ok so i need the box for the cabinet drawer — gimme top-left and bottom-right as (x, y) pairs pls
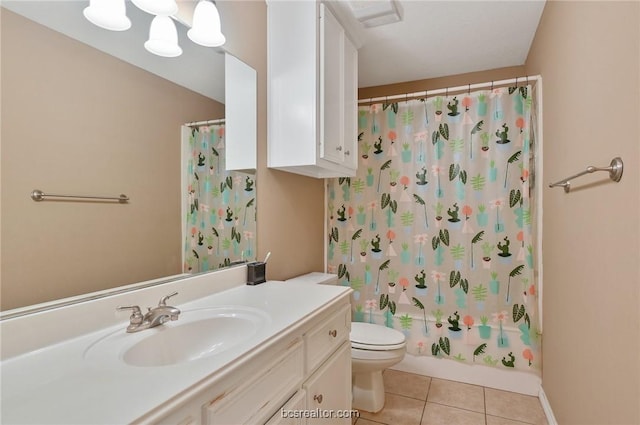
(304, 305), (350, 374)
(204, 339), (304, 425)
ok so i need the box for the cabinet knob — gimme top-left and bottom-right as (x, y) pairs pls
(329, 329), (337, 338)
(345, 150), (350, 156)
(336, 146), (342, 151)
(313, 394), (323, 404)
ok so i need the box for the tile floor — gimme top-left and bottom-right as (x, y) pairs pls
(353, 370), (548, 425)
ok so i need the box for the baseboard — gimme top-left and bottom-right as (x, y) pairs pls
(391, 353), (541, 396)
(538, 386), (558, 425)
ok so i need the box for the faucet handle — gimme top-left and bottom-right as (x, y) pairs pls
(117, 305), (143, 325)
(158, 291), (178, 306)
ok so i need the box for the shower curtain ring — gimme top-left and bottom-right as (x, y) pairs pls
(515, 77), (519, 87)
(491, 81), (494, 91)
(467, 84), (471, 94)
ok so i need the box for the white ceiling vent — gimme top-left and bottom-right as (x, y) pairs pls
(347, 0), (403, 28)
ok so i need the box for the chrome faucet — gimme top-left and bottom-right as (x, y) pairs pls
(117, 292), (181, 333)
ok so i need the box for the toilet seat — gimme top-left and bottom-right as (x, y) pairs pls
(350, 322), (406, 351)
(352, 341), (406, 350)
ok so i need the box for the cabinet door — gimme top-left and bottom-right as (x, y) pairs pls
(342, 35), (358, 170)
(304, 342), (352, 425)
(265, 390), (306, 425)
(319, 3), (344, 165)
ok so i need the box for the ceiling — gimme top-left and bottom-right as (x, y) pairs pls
(330, 0), (546, 88)
(2, 1), (545, 100)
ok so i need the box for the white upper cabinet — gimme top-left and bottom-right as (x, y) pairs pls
(267, 0), (358, 178)
(342, 31), (358, 171)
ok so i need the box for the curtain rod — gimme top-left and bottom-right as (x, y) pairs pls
(184, 118), (225, 127)
(358, 74), (541, 104)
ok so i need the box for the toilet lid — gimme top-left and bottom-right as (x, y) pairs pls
(350, 322), (406, 350)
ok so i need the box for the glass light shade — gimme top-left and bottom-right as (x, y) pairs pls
(187, 0), (226, 47)
(144, 16), (182, 58)
(131, 0), (178, 16)
(83, 0), (131, 31)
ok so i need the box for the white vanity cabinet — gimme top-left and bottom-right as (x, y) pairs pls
(267, 0), (358, 178)
(151, 297), (352, 425)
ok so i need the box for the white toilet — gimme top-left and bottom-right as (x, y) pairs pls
(286, 273), (407, 413)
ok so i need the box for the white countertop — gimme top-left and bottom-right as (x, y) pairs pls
(0, 280), (351, 424)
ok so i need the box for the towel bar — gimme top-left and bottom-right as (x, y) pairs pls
(548, 157), (623, 193)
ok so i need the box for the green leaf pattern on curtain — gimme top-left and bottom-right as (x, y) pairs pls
(328, 87), (539, 373)
(183, 125), (256, 273)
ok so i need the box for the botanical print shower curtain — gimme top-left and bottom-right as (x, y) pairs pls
(327, 86), (540, 374)
(183, 124), (256, 273)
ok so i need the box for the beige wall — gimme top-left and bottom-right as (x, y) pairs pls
(218, 1), (325, 281)
(526, 1), (640, 424)
(1, 10), (224, 310)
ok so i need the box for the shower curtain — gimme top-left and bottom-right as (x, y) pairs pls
(327, 86), (540, 374)
(182, 123), (256, 273)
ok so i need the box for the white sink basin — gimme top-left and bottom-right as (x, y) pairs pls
(84, 306), (270, 367)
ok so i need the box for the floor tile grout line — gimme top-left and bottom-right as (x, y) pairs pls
(485, 413), (539, 425)
(484, 386), (488, 425)
(359, 418), (388, 425)
(384, 390), (428, 402)
(425, 400), (487, 415)
(418, 399), (427, 425)
(356, 417), (388, 425)
(419, 376), (433, 425)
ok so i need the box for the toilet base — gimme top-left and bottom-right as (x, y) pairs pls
(352, 370), (385, 413)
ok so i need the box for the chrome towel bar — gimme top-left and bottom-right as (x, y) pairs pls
(30, 189), (129, 203)
(549, 157), (623, 193)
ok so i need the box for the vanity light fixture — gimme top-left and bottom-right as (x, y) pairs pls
(83, 0), (131, 31)
(187, 0), (226, 48)
(144, 15), (183, 58)
(83, 0), (226, 58)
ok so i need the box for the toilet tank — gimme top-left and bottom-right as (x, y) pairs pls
(286, 272), (338, 285)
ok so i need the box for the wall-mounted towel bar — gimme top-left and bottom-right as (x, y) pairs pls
(548, 157), (623, 193)
(30, 189), (129, 203)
